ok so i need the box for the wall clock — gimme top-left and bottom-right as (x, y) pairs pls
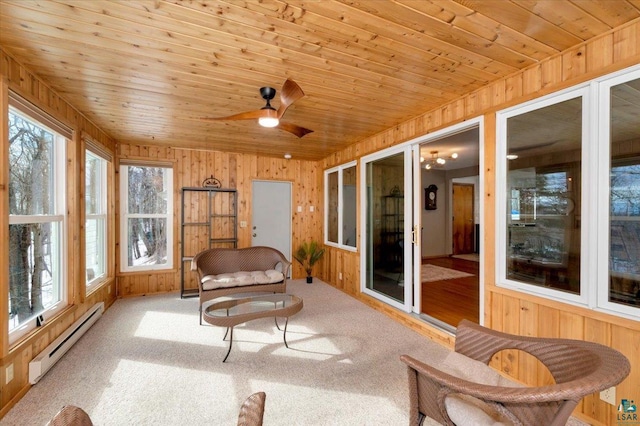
(425, 184), (438, 210)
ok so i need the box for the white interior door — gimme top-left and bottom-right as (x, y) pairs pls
(251, 180), (292, 264)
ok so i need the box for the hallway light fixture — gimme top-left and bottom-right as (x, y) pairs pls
(424, 150), (457, 169)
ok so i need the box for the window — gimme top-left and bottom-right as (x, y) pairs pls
(497, 65), (640, 319)
(498, 89), (587, 306)
(324, 162), (357, 250)
(85, 149), (108, 291)
(8, 105), (68, 342)
(504, 95), (583, 299)
(598, 70), (640, 318)
(120, 164), (173, 271)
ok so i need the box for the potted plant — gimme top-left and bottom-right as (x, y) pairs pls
(293, 240), (325, 283)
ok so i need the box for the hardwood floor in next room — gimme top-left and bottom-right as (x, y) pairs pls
(421, 256), (480, 327)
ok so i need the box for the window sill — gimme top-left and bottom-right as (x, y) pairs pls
(117, 268), (178, 277)
(7, 304), (78, 356)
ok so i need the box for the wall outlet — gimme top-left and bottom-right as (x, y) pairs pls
(5, 363), (13, 384)
(600, 386), (616, 405)
(240, 221), (247, 228)
(339, 272), (343, 280)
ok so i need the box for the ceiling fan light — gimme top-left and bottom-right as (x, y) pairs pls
(258, 116), (280, 128)
(436, 157), (446, 165)
(506, 154), (519, 160)
(451, 152), (458, 159)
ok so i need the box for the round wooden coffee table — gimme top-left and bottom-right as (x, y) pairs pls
(203, 293), (303, 362)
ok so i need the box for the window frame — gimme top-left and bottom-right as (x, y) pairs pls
(496, 65), (640, 321)
(7, 105), (69, 344)
(119, 163), (174, 272)
(85, 148), (109, 292)
(497, 86), (591, 307)
(595, 66), (640, 319)
(324, 161), (358, 251)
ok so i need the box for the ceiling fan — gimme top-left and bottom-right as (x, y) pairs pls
(201, 79), (313, 138)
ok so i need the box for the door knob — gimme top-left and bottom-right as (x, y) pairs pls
(253, 233), (257, 237)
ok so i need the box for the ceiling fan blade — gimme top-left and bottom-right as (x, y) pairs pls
(277, 79), (305, 118)
(200, 109), (266, 121)
(277, 122), (314, 138)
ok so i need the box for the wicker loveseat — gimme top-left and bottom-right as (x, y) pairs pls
(401, 319), (631, 426)
(191, 246), (291, 324)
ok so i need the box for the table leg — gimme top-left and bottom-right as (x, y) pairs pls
(283, 318), (290, 349)
(223, 327), (234, 363)
(223, 327), (230, 341)
(274, 300), (283, 330)
(274, 316), (282, 330)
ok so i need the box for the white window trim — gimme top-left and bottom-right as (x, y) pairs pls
(496, 85), (591, 307)
(85, 149), (108, 291)
(324, 161), (358, 252)
(119, 164), (174, 272)
(8, 107), (68, 343)
(595, 66), (640, 320)
(496, 65), (640, 321)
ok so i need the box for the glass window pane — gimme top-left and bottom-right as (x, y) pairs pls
(127, 166), (169, 214)
(8, 106), (64, 336)
(8, 110), (55, 215)
(506, 98), (582, 295)
(609, 78), (640, 308)
(126, 218), (168, 267)
(86, 150), (107, 287)
(327, 171), (338, 243)
(366, 153), (405, 303)
(85, 152), (101, 215)
(342, 166), (357, 247)
(9, 222), (62, 332)
(121, 164), (173, 272)
(86, 217), (106, 282)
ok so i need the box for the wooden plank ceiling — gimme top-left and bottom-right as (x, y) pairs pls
(1, 0), (639, 161)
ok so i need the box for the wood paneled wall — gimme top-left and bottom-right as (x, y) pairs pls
(0, 48), (117, 416)
(115, 144), (323, 297)
(1, 16), (639, 426)
(319, 19), (640, 426)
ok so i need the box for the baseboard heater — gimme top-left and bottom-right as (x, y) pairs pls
(29, 302), (104, 384)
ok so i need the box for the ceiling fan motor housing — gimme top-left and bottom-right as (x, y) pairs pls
(260, 86), (276, 101)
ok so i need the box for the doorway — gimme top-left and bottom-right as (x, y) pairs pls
(418, 125), (482, 327)
(452, 183), (475, 255)
(251, 180), (292, 265)
(358, 119), (483, 328)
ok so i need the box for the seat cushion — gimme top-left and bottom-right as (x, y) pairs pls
(439, 351), (521, 426)
(201, 269), (284, 290)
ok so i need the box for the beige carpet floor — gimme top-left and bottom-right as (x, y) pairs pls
(1, 279), (449, 426)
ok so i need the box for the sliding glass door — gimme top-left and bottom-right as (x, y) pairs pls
(361, 146), (415, 312)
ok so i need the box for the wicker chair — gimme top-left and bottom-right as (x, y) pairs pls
(237, 392), (266, 426)
(47, 405), (93, 426)
(401, 319), (631, 426)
